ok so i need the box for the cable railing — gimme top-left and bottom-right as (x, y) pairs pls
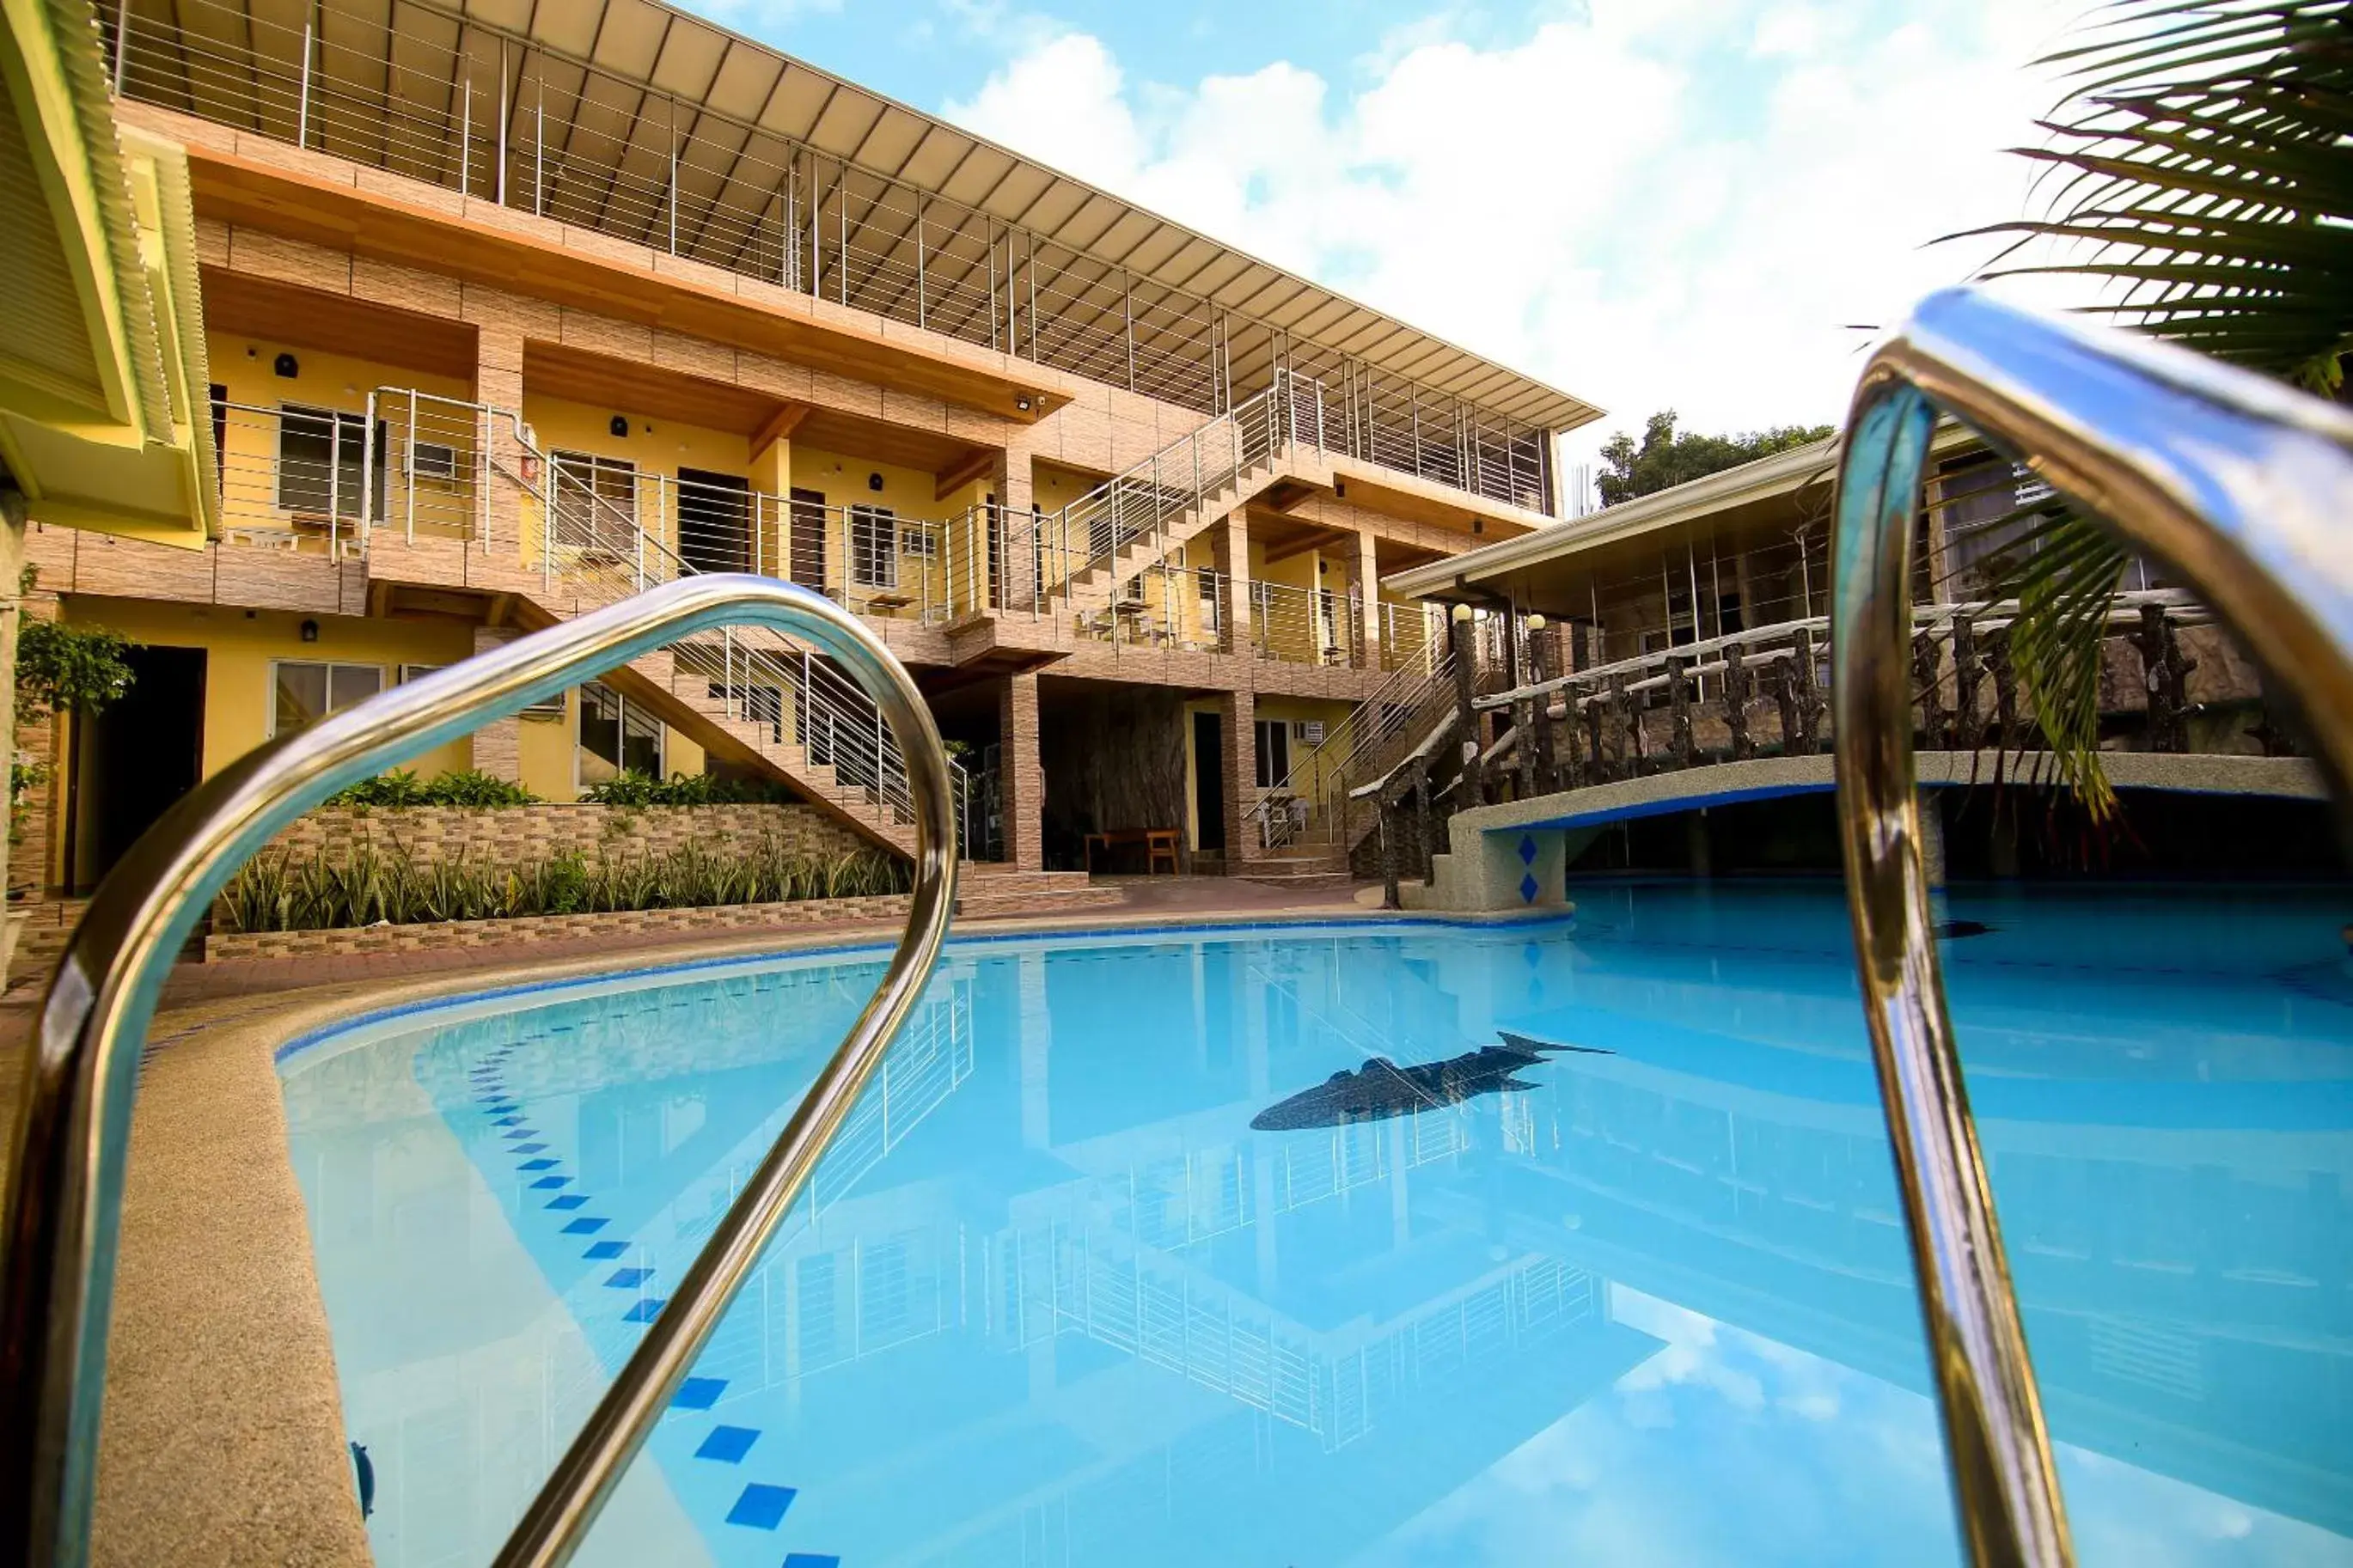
(106, 0), (1559, 515)
(1251, 633), (1458, 851)
(213, 400), (371, 561)
(1249, 577), (1354, 668)
(354, 388), (975, 850)
(0, 575), (960, 1568)
(1036, 377), (1296, 608)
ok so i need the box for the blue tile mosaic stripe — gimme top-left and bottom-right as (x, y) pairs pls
(694, 1425), (759, 1464)
(724, 1484), (796, 1530)
(583, 1241), (626, 1260)
(672, 1377), (726, 1410)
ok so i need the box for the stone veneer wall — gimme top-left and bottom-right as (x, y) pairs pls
(266, 803), (880, 865)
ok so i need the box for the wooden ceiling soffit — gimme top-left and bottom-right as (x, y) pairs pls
(523, 339), (795, 437)
(199, 267), (479, 382)
(182, 143), (1071, 426)
(933, 448), (997, 501)
(1258, 522), (1352, 567)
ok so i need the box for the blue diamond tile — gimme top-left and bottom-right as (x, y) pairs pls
(493, 1115), (524, 1127)
(530, 1175), (571, 1190)
(782, 1555), (840, 1568)
(583, 1241), (626, 1260)
(1519, 872), (1539, 904)
(605, 1267), (653, 1289)
(518, 1158), (558, 1172)
(622, 1298), (668, 1323)
(724, 1484), (796, 1530)
(546, 1194), (590, 1211)
(673, 1377), (726, 1411)
(1518, 833), (1537, 866)
(562, 1217), (609, 1235)
(512, 1143), (548, 1154)
(694, 1425), (760, 1463)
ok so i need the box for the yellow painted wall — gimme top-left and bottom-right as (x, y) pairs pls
(61, 597), (478, 783)
(522, 394), (751, 559)
(207, 334), (474, 549)
(1178, 693), (1354, 851)
(789, 446), (958, 615)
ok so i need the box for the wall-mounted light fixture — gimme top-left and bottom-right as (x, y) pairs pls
(1014, 395), (1033, 412)
(272, 353), (299, 379)
(299, 619), (320, 644)
(868, 473), (885, 492)
(609, 416), (630, 438)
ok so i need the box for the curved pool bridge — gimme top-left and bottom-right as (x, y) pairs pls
(0, 290), (2346, 1568)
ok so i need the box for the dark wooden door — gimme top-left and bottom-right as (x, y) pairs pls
(789, 487), (828, 591)
(1193, 711), (1225, 851)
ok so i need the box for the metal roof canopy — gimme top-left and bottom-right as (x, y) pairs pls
(117, 0), (1600, 436)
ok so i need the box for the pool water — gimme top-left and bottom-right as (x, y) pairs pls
(278, 882), (2353, 1567)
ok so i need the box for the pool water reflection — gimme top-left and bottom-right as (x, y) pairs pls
(279, 882), (2353, 1566)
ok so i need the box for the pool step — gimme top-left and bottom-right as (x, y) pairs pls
(1232, 854), (1356, 891)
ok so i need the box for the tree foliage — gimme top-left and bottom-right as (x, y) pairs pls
(1595, 411), (1836, 507)
(1959, 0), (2353, 819)
(16, 620), (136, 720)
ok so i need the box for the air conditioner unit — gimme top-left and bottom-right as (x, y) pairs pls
(410, 442), (459, 480)
(1293, 720), (1325, 745)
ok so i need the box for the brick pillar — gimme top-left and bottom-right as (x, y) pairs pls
(474, 325), (529, 566)
(999, 671), (1044, 870)
(1212, 510), (1251, 656)
(1219, 689), (1258, 865)
(993, 449), (1036, 613)
(1348, 529), (1380, 668)
(470, 625), (523, 783)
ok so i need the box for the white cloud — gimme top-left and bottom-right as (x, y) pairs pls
(942, 0), (2093, 494)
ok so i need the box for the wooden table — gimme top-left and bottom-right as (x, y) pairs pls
(1085, 827), (1179, 876)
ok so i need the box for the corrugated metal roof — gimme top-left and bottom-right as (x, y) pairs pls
(126, 0), (1599, 434)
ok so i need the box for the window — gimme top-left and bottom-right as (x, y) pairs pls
(902, 521), (938, 561)
(850, 504), (897, 589)
(1197, 567), (1221, 632)
(1254, 718), (1291, 790)
(577, 680), (663, 784)
(273, 660), (384, 735)
(550, 451), (638, 556)
(277, 404), (377, 521)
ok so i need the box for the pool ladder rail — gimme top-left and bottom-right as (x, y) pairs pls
(1830, 286), (2353, 1568)
(0, 576), (960, 1568)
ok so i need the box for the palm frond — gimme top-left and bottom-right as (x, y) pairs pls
(1949, 1), (2350, 821)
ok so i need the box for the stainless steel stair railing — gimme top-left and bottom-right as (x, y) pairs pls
(0, 575), (960, 1568)
(1830, 284), (2353, 1568)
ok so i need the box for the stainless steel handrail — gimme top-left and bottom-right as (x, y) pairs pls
(1830, 284), (2353, 1568)
(0, 575), (960, 1568)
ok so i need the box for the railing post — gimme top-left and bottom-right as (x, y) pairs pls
(297, 22), (313, 148)
(358, 391), (377, 552)
(534, 84), (545, 216)
(111, 0), (130, 92)
(497, 38), (510, 206)
(405, 390), (419, 545)
(915, 198), (926, 330)
(460, 80), (471, 198)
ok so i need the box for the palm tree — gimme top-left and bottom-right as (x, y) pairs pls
(1959, 0), (2352, 816)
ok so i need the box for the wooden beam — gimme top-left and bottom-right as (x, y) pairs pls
(933, 446), (999, 502)
(1259, 524), (1351, 566)
(749, 401), (813, 465)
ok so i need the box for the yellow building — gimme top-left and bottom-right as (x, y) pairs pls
(15, 0), (1601, 895)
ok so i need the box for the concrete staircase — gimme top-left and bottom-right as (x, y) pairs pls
(1042, 375), (1317, 613)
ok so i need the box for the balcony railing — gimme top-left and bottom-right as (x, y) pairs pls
(108, 0), (1558, 515)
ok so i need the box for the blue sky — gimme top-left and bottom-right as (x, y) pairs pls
(698, 0), (2089, 495)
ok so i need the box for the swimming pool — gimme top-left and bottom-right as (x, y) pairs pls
(278, 882), (2353, 1566)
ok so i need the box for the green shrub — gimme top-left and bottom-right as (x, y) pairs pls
(580, 770), (798, 808)
(17, 619), (136, 719)
(214, 834), (910, 933)
(327, 769), (538, 808)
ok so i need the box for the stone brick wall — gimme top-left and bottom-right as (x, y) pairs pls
(266, 802), (874, 866)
